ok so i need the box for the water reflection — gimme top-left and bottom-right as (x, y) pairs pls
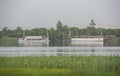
(71, 42), (103, 47)
(0, 47), (120, 56)
(0, 37), (120, 57)
(0, 37), (120, 47)
(19, 42), (49, 47)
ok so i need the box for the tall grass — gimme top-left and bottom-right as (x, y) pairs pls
(0, 56), (120, 76)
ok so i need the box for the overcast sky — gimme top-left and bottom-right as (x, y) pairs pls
(0, 0), (120, 30)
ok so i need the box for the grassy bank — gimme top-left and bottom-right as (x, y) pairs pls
(0, 56), (120, 76)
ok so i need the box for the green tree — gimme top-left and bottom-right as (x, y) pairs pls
(2, 27), (8, 32)
(62, 25), (70, 40)
(90, 20), (96, 28)
(56, 21), (63, 30)
(71, 27), (79, 37)
(49, 28), (56, 42)
(15, 27), (23, 37)
(56, 21), (63, 42)
(2, 27), (8, 37)
(16, 27), (22, 32)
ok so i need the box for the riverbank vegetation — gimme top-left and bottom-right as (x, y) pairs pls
(0, 37), (18, 46)
(0, 56), (120, 76)
(0, 20), (120, 42)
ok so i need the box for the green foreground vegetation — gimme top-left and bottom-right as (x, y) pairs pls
(0, 56), (120, 76)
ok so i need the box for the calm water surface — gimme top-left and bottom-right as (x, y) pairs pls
(0, 37), (120, 56)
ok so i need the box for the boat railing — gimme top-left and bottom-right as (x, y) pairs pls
(72, 35), (103, 38)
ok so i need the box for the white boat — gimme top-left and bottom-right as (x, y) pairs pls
(70, 20), (104, 43)
(19, 36), (49, 43)
(18, 30), (49, 43)
(71, 37), (103, 42)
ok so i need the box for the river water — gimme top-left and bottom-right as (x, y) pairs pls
(0, 37), (120, 56)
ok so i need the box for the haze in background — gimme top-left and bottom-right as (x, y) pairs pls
(0, 0), (120, 30)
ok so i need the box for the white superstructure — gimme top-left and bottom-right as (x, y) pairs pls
(19, 36), (49, 43)
(71, 37), (103, 42)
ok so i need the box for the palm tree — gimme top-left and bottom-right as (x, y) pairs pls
(90, 20), (96, 28)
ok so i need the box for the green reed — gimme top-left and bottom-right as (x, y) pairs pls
(0, 56), (120, 76)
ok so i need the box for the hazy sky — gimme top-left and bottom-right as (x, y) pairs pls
(0, 0), (120, 30)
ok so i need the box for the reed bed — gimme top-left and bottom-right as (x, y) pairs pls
(0, 56), (120, 76)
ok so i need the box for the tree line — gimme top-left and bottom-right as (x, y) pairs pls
(0, 20), (120, 42)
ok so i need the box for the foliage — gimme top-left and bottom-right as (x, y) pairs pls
(0, 20), (120, 41)
(0, 37), (18, 46)
(0, 56), (120, 76)
(90, 20), (96, 28)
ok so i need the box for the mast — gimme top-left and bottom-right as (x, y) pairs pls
(47, 30), (49, 40)
(77, 30), (78, 38)
(22, 31), (25, 38)
(100, 28), (103, 37)
(69, 28), (71, 39)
